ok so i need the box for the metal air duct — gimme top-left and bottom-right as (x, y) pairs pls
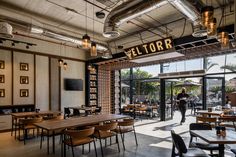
(103, 0), (205, 38)
(0, 15), (108, 51)
(103, 0), (168, 38)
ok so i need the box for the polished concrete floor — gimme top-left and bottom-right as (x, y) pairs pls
(0, 110), (235, 157)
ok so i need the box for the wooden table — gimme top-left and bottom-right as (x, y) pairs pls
(196, 110), (224, 117)
(34, 114), (129, 154)
(11, 111), (60, 139)
(190, 130), (236, 157)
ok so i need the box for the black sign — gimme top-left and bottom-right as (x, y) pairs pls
(124, 37), (174, 60)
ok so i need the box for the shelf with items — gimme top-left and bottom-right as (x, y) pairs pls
(86, 63), (98, 107)
(0, 104), (35, 115)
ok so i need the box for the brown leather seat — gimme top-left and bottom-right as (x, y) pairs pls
(63, 127), (97, 157)
(114, 118), (138, 150)
(94, 122), (119, 157)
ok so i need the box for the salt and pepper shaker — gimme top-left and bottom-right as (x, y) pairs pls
(221, 127), (226, 137)
(215, 126), (221, 136)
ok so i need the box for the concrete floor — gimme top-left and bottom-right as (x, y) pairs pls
(0, 110), (235, 157)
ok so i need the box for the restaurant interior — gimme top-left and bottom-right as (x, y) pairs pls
(0, 0), (236, 157)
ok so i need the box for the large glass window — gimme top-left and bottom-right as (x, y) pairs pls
(206, 55), (226, 74)
(224, 53), (236, 73)
(225, 74), (236, 106)
(121, 68), (130, 80)
(121, 80), (130, 107)
(133, 65), (160, 79)
(163, 58), (203, 73)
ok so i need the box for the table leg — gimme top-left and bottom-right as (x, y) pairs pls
(53, 131), (55, 154)
(47, 130), (49, 154)
(219, 144), (224, 157)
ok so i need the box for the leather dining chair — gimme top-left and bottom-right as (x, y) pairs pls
(171, 130), (210, 157)
(93, 122), (120, 157)
(62, 127), (97, 157)
(114, 118), (138, 150)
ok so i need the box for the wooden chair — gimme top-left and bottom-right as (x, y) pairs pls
(196, 116), (217, 127)
(19, 117), (43, 145)
(219, 116), (236, 131)
(94, 122), (119, 157)
(114, 118), (138, 150)
(171, 130), (210, 157)
(62, 127), (97, 157)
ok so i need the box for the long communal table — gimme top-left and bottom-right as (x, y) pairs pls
(11, 111), (60, 139)
(190, 130), (236, 157)
(34, 114), (129, 154)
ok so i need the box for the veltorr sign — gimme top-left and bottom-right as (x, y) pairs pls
(124, 37), (174, 60)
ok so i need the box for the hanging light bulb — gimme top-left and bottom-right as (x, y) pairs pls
(58, 59), (64, 67)
(63, 62), (68, 70)
(90, 42), (97, 56)
(201, 6), (214, 28)
(207, 18), (217, 38)
(217, 31), (229, 49)
(82, 34), (90, 49)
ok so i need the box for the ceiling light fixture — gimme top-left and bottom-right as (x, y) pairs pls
(90, 0), (97, 57)
(82, 1), (91, 49)
(217, 0), (229, 50)
(201, 6), (214, 28)
(207, 18), (217, 38)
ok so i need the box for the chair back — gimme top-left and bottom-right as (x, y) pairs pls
(171, 130), (187, 155)
(20, 117), (43, 125)
(64, 127), (95, 139)
(95, 122), (118, 131)
(219, 116), (236, 122)
(189, 123), (212, 130)
(118, 119), (134, 127)
(196, 116), (217, 123)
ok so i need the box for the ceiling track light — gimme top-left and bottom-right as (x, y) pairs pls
(63, 62), (68, 70)
(217, 31), (230, 50)
(58, 59), (64, 67)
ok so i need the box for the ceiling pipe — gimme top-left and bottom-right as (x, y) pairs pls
(0, 15), (108, 52)
(103, 0), (168, 38)
(103, 0), (205, 39)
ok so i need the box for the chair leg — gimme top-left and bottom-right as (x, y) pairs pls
(89, 143), (91, 152)
(71, 146), (75, 157)
(116, 135), (120, 152)
(82, 144), (84, 154)
(24, 129), (26, 145)
(120, 133), (125, 150)
(171, 144), (176, 157)
(40, 129), (43, 149)
(133, 128), (138, 146)
(99, 138), (104, 157)
(93, 140), (97, 157)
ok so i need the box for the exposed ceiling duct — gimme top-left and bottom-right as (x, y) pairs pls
(103, 0), (168, 38)
(0, 22), (13, 38)
(103, 0), (205, 39)
(0, 16), (108, 52)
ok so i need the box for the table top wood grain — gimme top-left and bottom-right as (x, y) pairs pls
(34, 114), (129, 131)
(11, 111), (60, 118)
(196, 110), (224, 116)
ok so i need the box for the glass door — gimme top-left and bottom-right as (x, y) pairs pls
(165, 80), (174, 120)
(205, 77), (225, 109)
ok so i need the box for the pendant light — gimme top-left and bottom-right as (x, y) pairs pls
(207, 18), (217, 38)
(82, 1), (90, 49)
(58, 43), (64, 67)
(217, 0), (229, 50)
(90, 0), (97, 56)
(63, 62), (68, 70)
(201, 6), (214, 28)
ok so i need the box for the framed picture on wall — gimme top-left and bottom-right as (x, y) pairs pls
(20, 76), (29, 84)
(20, 63), (29, 71)
(0, 75), (4, 83)
(0, 60), (4, 69)
(20, 89), (29, 97)
(0, 89), (5, 97)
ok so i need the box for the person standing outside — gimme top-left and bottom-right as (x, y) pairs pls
(177, 87), (189, 124)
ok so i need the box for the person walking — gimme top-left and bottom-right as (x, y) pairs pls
(177, 87), (189, 125)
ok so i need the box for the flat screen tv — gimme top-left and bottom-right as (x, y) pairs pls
(64, 79), (83, 91)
